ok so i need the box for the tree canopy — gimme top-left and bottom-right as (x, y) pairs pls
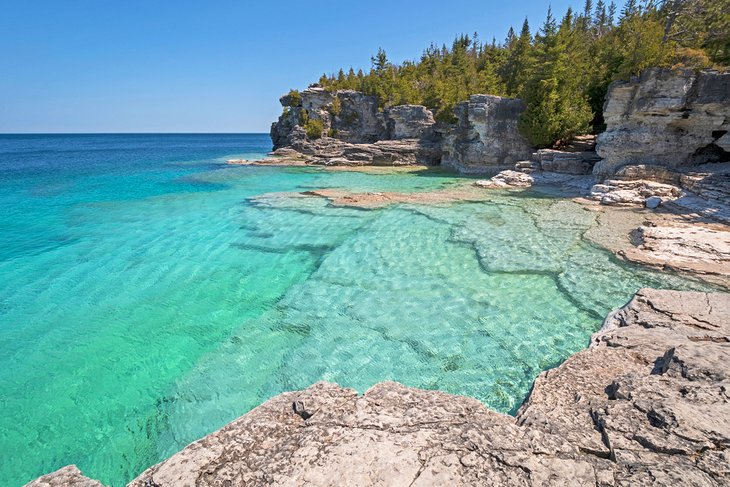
(311, 0), (728, 148)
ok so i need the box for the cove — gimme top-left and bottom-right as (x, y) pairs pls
(0, 134), (713, 486)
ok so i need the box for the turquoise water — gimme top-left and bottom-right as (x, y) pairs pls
(0, 134), (713, 486)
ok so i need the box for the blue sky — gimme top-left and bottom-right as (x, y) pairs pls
(0, 0), (623, 133)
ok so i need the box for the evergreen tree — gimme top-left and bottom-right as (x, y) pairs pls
(518, 7), (593, 147)
(505, 26), (516, 46)
(501, 18), (533, 96)
(608, 2), (617, 26)
(372, 48), (390, 74)
(314, 0), (726, 147)
(583, 0), (594, 19)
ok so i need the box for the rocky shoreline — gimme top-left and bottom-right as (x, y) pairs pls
(27, 68), (730, 486)
(243, 67), (730, 289)
(32, 288), (730, 486)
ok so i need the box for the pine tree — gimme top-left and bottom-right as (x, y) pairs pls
(608, 2), (617, 26)
(595, 0), (608, 33)
(501, 18), (533, 96)
(312, 0), (726, 146)
(372, 48), (390, 74)
(505, 26), (516, 47)
(518, 7), (593, 147)
(583, 0), (594, 19)
(622, 0), (639, 18)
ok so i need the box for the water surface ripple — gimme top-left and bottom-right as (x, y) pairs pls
(0, 134), (712, 486)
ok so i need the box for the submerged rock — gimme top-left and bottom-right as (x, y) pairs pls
(32, 289), (730, 486)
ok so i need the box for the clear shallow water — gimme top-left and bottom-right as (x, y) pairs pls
(0, 134), (714, 486)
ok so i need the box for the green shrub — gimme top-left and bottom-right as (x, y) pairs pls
(329, 96), (342, 116)
(327, 128), (338, 138)
(304, 119), (324, 139)
(282, 107), (290, 118)
(286, 89), (302, 107)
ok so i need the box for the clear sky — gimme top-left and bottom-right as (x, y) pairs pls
(0, 0), (624, 133)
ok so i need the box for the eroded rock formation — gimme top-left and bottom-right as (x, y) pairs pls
(269, 87), (441, 166)
(271, 69), (730, 186)
(440, 95), (533, 174)
(270, 88), (531, 172)
(32, 289), (730, 486)
(594, 68), (730, 179)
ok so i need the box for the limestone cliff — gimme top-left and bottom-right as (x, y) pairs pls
(269, 87), (442, 166)
(594, 68), (730, 179)
(270, 88), (531, 173)
(271, 69), (730, 181)
(31, 289), (730, 486)
(440, 95), (532, 174)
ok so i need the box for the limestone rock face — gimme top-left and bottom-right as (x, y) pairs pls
(271, 88), (385, 150)
(24, 465), (105, 487)
(534, 149), (601, 175)
(273, 136), (441, 166)
(441, 94), (533, 174)
(383, 105), (435, 140)
(270, 88), (442, 165)
(271, 90), (534, 169)
(331, 90), (384, 143)
(595, 68), (730, 179)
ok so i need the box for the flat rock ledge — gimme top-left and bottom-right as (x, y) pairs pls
(29, 289), (730, 487)
(621, 225), (730, 282)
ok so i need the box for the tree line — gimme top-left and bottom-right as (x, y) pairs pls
(308, 0), (728, 148)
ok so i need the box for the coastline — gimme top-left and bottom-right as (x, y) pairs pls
(21, 68), (730, 485)
(22, 155), (729, 485)
(34, 288), (730, 486)
(237, 157), (730, 290)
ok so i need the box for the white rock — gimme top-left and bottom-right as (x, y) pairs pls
(645, 196), (662, 209)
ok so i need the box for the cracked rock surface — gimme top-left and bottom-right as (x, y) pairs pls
(29, 289), (730, 486)
(620, 225), (730, 282)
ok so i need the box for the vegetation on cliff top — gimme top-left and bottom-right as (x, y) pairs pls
(311, 0), (728, 148)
